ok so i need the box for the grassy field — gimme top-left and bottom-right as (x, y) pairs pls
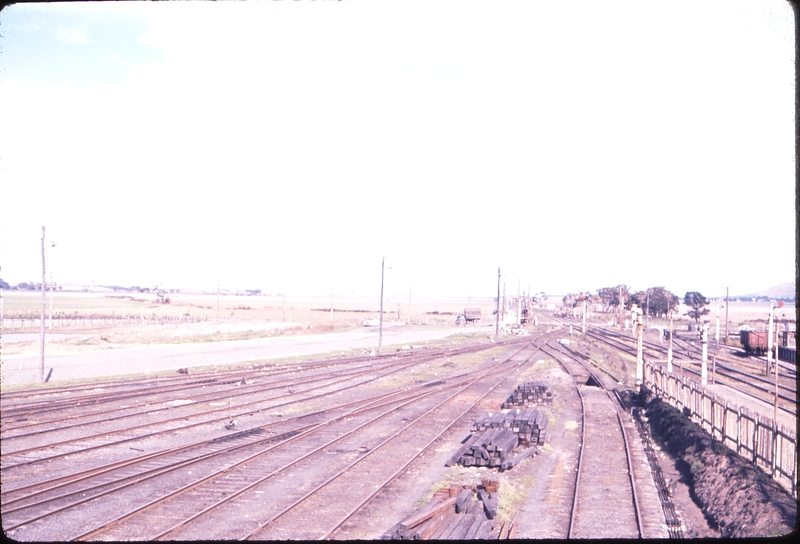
(0, 291), (498, 355)
(2, 292), (793, 357)
(1, 291), (496, 325)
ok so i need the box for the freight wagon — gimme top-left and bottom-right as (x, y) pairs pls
(740, 330), (769, 355)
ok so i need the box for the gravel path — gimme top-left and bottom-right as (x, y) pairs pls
(1, 325), (489, 387)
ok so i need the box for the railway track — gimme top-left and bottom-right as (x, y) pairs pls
(554, 317), (797, 417)
(1, 343), (516, 473)
(540, 340), (645, 539)
(2, 337), (540, 541)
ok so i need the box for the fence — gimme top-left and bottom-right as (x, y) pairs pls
(645, 362), (797, 498)
(2, 315), (207, 330)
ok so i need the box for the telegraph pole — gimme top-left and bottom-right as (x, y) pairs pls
(495, 268), (500, 337)
(582, 299), (587, 334)
(767, 304), (774, 375)
(635, 307), (644, 385)
(701, 323), (709, 385)
(724, 287), (729, 345)
(40, 226), (46, 383)
(378, 256), (385, 353)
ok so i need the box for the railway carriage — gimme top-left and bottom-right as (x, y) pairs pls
(739, 330), (768, 355)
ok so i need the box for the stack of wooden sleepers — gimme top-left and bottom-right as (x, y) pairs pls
(500, 381), (552, 408)
(381, 482), (519, 540)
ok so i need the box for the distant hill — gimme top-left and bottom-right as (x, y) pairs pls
(741, 282), (796, 300)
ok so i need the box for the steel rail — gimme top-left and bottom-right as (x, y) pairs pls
(579, 327), (797, 416)
(316, 337), (552, 541)
(0, 349), (442, 469)
(9, 376), (462, 534)
(0, 350), (423, 424)
(69, 342), (531, 541)
(543, 340), (643, 539)
(4, 341), (524, 535)
(0, 351), (428, 439)
(1, 342), (520, 512)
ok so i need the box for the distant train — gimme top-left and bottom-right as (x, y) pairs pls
(739, 330), (768, 355)
(740, 330), (797, 363)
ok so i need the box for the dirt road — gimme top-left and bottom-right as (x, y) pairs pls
(1, 324), (489, 387)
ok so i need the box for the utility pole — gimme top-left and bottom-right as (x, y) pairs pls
(701, 323), (709, 385)
(635, 306), (643, 386)
(618, 285), (624, 331)
(724, 287), (729, 344)
(495, 268), (500, 337)
(767, 304), (774, 375)
(40, 226), (46, 383)
(774, 319), (780, 422)
(378, 256), (385, 353)
(582, 299), (587, 334)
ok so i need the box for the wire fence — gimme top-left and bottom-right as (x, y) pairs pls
(2, 315), (206, 330)
(645, 362), (797, 498)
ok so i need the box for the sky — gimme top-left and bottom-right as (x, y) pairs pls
(0, 0), (796, 300)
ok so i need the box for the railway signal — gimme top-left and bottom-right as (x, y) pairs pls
(632, 305), (644, 385)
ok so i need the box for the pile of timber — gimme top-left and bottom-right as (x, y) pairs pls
(444, 429), (527, 470)
(443, 409), (544, 471)
(472, 407), (548, 447)
(500, 381), (552, 408)
(381, 482), (518, 540)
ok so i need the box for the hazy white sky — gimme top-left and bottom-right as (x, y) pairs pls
(0, 0), (795, 299)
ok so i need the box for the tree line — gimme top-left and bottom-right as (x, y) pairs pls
(562, 285), (712, 323)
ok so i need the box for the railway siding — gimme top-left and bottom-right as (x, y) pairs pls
(569, 384), (641, 539)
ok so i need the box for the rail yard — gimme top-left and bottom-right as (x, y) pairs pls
(1, 296), (796, 540)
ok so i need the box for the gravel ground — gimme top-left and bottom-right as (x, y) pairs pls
(1, 324), (489, 387)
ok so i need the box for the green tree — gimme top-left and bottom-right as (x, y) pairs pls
(684, 291), (710, 323)
(597, 285), (629, 312)
(628, 287), (680, 317)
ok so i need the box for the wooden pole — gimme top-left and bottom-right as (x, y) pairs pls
(582, 299), (587, 334)
(724, 287), (729, 344)
(767, 304), (774, 375)
(378, 256), (384, 354)
(495, 268), (500, 337)
(774, 318), (779, 423)
(40, 226), (46, 383)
